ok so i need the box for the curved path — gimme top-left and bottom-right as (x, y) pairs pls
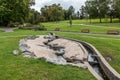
(0, 27), (18, 32)
(73, 23), (120, 29)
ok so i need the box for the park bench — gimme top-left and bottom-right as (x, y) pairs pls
(54, 28), (60, 31)
(81, 29), (90, 33)
(107, 30), (119, 35)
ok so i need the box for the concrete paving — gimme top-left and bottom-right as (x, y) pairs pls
(0, 27), (18, 32)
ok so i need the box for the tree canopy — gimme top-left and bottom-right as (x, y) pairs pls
(40, 4), (64, 22)
(0, 0), (34, 26)
(83, 0), (120, 23)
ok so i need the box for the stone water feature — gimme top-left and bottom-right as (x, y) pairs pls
(19, 33), (87, 68)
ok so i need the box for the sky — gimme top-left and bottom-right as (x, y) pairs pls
(30, 0), (87, 12)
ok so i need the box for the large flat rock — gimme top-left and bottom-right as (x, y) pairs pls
(49, 39), (84, 61)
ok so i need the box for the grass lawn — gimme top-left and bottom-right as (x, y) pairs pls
(42, 19), (120, 33)
(0, 30), (96, 80)
(0, 19), (120, 80)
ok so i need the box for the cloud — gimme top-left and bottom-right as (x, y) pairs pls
(30, 0), (86, 12)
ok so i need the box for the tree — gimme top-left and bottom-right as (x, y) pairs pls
(76, 11), (80, 19)
(68, 5), (75, 17)
(84, 0), (98, 23)
(107, 0), (115, 23)
(84, 0), (109, 23)
(96, 0), (109, 23)
(69, 15), (72, 27)
(63, 10), (69, 20)
(40, 6), (48, 21)
(50, 4), (63, 21)
(29, 9), (41, 24)
(79, 6), (85, 19)
(114, 0), (120, 22)
(40, 4), (64, 22)
(29, 0), (35, 6)
(0, 0), (35, 26)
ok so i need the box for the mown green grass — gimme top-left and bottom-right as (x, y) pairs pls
(42, 19), (120, 33)
(1, 19), (120, 79)
(0, 30), (96, 80)
(0, 30), (4, 32)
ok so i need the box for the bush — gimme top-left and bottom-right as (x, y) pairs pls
(8, 21), (15, 27)
(7, 21), (20, 27)
(19, 23), (47, 31)
(54, 28), (60, 31)
(39, 24), (47, 31)
(14, 22), (20, 27)
(24, 23), (33, 27)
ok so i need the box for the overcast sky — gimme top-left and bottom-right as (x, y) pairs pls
(31, 0), (87, 12)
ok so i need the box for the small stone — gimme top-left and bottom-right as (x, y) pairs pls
(67, 63), (87, 69)
(13, 50), (19, 55)
(65, 58), (74, 62)
(81, 64), (87, 69)
(57, 56), (66, 64)
(55, 49), (65, 56)
(106, 57), (112, 61)
(19, 44), (29, 52)
(106, 55), (112, 61)
(27, 35), (39, 40)
(23, 55), (31, 58)
(23, 51), (36, 58)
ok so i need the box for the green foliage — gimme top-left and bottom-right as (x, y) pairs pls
(69, 15), (72, 27)
(79, 6), (85, 19)
(84, 0), (98, 18)
(114, 0), (120, 21)
(84, 0), (120, 23)
(68, 5), (75, 17)
(25, 23), (33, 27)
(29, 9), (41, 24)
(40, 4), (64, 22)
(8, 21), (16, 27)
(39, 23), (47, 31)
(84, 0), (109, 22)
(0, 0), (34, 26)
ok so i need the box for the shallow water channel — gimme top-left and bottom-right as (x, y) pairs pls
(83, 45), (109, 80)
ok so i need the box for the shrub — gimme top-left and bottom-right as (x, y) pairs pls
(24, 23), (33, 27)
(39, 24), (47, 31)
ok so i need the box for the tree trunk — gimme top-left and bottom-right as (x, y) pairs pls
(100, 17), (102, 23)
(89, 16), (91, 23)
(7, 22), (10, 27)
(110, 16), (112, 23)
(99, 12), (102, 23)
(119, 16), (120, 23)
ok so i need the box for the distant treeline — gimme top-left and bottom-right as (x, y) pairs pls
(40, 0), (120, 23)
(0, 0), (120, 26)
